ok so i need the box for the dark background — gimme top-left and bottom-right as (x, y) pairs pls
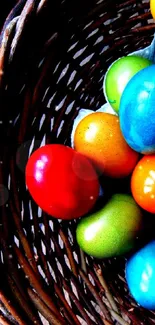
(0, 1), (18, 30)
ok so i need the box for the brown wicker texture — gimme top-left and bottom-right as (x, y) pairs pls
(1, 0), (155, 324)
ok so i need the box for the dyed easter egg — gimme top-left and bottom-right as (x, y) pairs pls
(76, 194), (143, 258)
(104, 56), (152, 113)
(126, 241), (155, 310)
(74, 112), (139, 178)
(150, 0), (155, 19)
(120, 65), (155, 154)
(71, 104), (116, 148)
(131, 155), (155, 213)
(26, 144), (99, 220)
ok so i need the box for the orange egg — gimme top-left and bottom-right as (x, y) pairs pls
(150, 0), (155, 19)
(74, 112), (139, 178)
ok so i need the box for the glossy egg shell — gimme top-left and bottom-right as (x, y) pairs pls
(120, 65), (155, 154)
(76, 194), (143, 258)
(26, 144), (99, 219)
(104, 55), (152, 113)
(131, 155), (155, 213)
(126, 241), (155, 310)
(74, 112), (139, 178)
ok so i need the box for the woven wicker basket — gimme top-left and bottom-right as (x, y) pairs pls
(1, 1), (155, 324)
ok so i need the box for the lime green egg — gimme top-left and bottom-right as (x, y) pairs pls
(104, 55), (152, 114)
(76, 194), (143, 258)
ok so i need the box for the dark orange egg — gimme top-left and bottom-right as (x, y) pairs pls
(131, 155), (155, 213)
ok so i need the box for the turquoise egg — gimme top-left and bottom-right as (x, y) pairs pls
(120, 65), (155, 154)
(126, 241), (155, 310)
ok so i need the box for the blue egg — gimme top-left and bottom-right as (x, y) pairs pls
(120, 65), (155, 154)
(126, 241), (155, 310)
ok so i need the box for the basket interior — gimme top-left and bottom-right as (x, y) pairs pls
(1, 1), (155, 324)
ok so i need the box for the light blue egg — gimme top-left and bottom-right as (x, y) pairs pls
(120, 65), (155, 154)
(126, 241), (155, 310)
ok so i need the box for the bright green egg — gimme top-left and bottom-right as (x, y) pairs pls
(76, 194), (143, 258)
(104, 55), (152, 113)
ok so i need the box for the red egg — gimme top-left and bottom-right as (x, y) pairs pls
(26, 144), (99, 219)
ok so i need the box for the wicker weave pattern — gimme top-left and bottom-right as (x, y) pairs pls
(0, 1), (155, 324)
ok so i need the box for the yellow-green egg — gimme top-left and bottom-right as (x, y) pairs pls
(104, 56), (152, 113)
(76, 194), (143, 258)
